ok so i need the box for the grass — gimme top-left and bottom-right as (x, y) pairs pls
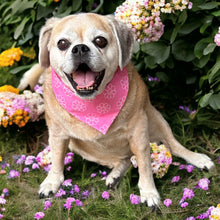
(0, 115), (219, 220)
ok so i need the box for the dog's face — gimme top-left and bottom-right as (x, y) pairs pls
(39, 13), (134, 99)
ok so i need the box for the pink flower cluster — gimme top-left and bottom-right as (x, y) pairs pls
(214, 27), (220, 46)
(115, 0), (192, 43)
(0, 188), (9, 219)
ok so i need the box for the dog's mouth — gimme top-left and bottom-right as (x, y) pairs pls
(64, 63), (105, 96)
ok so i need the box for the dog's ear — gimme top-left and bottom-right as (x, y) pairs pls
(39, 17), (60, 68)
(107, 15), (135, 70)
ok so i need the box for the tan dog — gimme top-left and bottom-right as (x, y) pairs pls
(19, 13), (214, 207)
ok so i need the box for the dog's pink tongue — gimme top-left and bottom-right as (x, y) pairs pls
(73, 70), (95, 88)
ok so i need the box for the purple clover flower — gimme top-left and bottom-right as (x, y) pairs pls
(82, 190), (89, 199)
(182, 188), (194, 200)
(2, 189), (9, 197)
(163, 198), (172, 207)
(55, 189), (66, 198)
(179, 164), (185, 170)
(64, 152), (74, 165)
(9, 170), (20, 178)
(74, 185), (80, 193)
(171, 176), (180, 183)
(186, 165), (194, 173)
(32, 163), (40, 170)
(23, 167), (30, 173)
(180, 202), (188, 208)
(130, 194), (140, 205)
(34, 212), (45, 219)
(44, 200), (51, 211)
(63, 197), (75, 210)
(91, 173), (97, 178)
(62, 179), (72, 187)
(197, 178), (210, 190)
(25, 156), (35, 165)
(75, 199), (83, 207)
(102, 191), (110, 200)
(0, 197), (6, 205)
(16, 155), (26, 164)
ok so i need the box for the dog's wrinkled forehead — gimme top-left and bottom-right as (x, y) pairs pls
(50, 14), (112, 44)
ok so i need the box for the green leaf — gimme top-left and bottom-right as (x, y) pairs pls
(170, 26), (180, 44)
(72, 0), (82, 12)
(172, 40), (195, 62)
(199, 93), (213, 108)
(194, 38), (210, 59)
(10, 64), (34, 74)
(144, 56), (157, 69)
(193, 54), (210, 68)
(14, 17), (30, 39)
(212, 10), (220, 17)
(198, 2), (219, 10)
(209, 57), (220, 83)
(208, 93), (220, 110)
(200, 16), (213, 34)
(203, 43), (216, 56)
(178, 19), (201, 35)
(141, 42), (170, 64)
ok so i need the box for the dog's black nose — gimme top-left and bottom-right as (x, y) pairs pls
(72, 44), (90, 57)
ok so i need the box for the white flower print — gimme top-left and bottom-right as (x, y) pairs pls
(103, 84), (116, 99)
(120, 75), (129, 90)
(71, 100), (87, 112)
(63, 87), (73, 97)
(116, 95), (126, 109)
(96, 103), (111, 114)
(57, 95), (66, 108)
(85, 113), (99, 126)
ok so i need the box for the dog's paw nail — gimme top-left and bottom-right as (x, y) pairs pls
(107, 177), (120, 190)
(39, 193), (45, 199)
(48, 191), (54, 197)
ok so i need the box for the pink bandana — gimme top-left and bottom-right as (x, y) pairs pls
(51, 67), (129, 134)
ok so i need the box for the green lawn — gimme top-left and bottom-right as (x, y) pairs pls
(0, 118), (219, 220)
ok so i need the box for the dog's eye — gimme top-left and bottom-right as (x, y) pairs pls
(93, 36), (108, 48)
(57, 39), (70, 51)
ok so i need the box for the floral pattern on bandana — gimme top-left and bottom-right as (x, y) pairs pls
(51, 67), (129, 134)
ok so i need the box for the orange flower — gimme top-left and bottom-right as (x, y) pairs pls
(0, 47), (23, 67)
(0, 85), (19, 94)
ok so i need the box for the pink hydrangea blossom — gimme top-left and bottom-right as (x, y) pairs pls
(214, 27), (220, 46)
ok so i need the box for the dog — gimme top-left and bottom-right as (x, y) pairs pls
(18, 13), (214, 207)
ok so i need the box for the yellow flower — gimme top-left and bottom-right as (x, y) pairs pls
(11, 109), (30, 127)
(0, 85), (19, 94)
(0, 47), (23, 67)
(0, 156), (2, 162)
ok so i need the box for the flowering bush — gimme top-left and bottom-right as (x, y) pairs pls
(131, 142), (172, 178)
(115, 0), (192, 43)
(0, 85), (44, 128)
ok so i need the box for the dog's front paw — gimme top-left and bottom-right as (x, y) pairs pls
(140, 189), (160, 207)
(39, 173), (64, 199)
(106, 171), (121, 189)
(188, 153), (215, 170)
